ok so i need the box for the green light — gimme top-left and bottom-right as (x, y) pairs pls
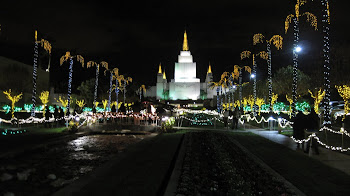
(2, 105), (11, 114)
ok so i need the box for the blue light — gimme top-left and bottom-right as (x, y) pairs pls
(295, 46), (302, 53)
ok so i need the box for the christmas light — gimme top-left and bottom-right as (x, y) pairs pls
(39, 91), (49, 117)
(335, 85), (350, 121)
(285, 0), (318, 117)
(308, 89), (325, 114)
(3, 89), (23, 118)
(87, 61), (108, 108)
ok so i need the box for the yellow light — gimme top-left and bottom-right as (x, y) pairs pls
(269, 35), (283, 50)
(158, 63), (162, 74)
(3, 89), (23, 118)
(285, 14), (294, 33)
(240, 51), (251, 60)
(183, 31), (189, 51)
(102, 99), (108, 111)
(308, 89), (325, 114)
(76, 99), (86, 109)
(271, 93), (278, 107)
(163, 71), (166, 79)
(256, 97), (265, 116)
(335, 85), (350, 121)
(286, 95), (293, 118)
(207, 64), (212, 74)
(303, 12), (318, 30)
(253, 33), (264, 45)
(39, 91), (49, 117)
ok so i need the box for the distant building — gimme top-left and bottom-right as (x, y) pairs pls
(0, 56), (49, 104)
(145, 31), (216, 102)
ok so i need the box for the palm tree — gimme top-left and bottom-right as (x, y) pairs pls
(233, 65), (251, 107)
(209, 81), (221, 113)
(113, 72), (124, 113)
(122, 77), (133, 105)
(285, 0), (317, 116)
(87, 61), (108, 109)
(139, 85), (147, 101)
(253, 33), (283, 112)
(60, 51), (84, 113)
(241, 50), (268, 114)
(218, 72), (230, 112)
(31, 30), (52, 117)
(321, 0), (331, 125)
(104, 67), (118, 112)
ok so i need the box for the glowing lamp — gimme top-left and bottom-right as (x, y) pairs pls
(295, 46), (302, 53)
(250, 74), (256, 79)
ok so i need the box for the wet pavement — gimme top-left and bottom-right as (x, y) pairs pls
(0, 134), (150, 196)
(248, 129), (350, 176)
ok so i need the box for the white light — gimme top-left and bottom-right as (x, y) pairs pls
(250, 74), (256, 79)
(233, 85), (236, 89)
(295, 46), (302, 53)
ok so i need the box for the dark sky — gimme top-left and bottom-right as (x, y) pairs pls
(1, 0), (350, 89)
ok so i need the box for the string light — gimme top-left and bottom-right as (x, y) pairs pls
(31, 41), (39, 117)
(3, 89), (23, 118)
(308, 89), (325, 114)
(335, 85), (350, 121)
(322, 0), (331, 125)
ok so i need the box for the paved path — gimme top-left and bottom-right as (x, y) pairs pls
(53, 133), (183, 196)
(249, 129), (350, 176)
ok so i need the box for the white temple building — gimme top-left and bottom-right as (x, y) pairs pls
(145, 31), (216, 101)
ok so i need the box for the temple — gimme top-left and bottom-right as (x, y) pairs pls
(145, 31), (216, 101)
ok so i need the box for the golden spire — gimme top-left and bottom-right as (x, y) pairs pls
(158, 63), (162, 74)
(35, 30), (37, 41)
(207, 63), (212, 74)
(163, 70), (166, 79)
(183, 31), (189, 51)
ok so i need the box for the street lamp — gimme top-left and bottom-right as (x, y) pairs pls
(295, 46), (302, 53)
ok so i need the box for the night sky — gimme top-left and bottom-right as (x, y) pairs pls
(1, 0), (350, 90)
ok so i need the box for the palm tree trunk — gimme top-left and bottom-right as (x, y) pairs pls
(31, 41), (39, 117)
(115, 79), (119, 112)
(253, 59), (257, 115)
(267, 42), (273, 112)
(108, 72), (113, 112)
(322, 0), (331, 125)
(123, 81), (126, 106)
(67, 58), (74, 113)
(93, 66), (99, 108)
(239, 69), (243, 108)
(292, 17), (299, 117)
(216, 87), (220, 113)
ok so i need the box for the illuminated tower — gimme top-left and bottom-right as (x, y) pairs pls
(156, 63), (167, 100)
(169, 31), (200, 100)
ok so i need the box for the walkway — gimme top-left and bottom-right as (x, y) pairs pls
(249, 129), (350, 176)
(53, 133), (183, 196)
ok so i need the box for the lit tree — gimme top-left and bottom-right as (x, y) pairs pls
(253, 33), (283, 111)
(218, 72), (230, 111)
(39, 91), (49, 117)
(247, 95), (255, 113)
(241, 50), (268, 114)
(308, 89), (325, 114)
(209, 81), (221, 113)
(320, 0), (331, 125)
(86, 61), (109, 108)
(256, 97), (265, 116)
(139, 85), (147, 101)
(122, 76), (132, 106)
(335, 85), (350, 121)
(102, 99), (108, 113)
(31, 30), (52, 117)
(271, 93), (278, 112)
(243, 97), (249, 113)
(76, 99), (86, 111)
(233, 65), (251, 107)
(3, 89), (23, 118)
(113, 73), (124, 113)
(60, 52), (84, 113)
(285, 0), (318, 117)
(57, 96), (69, 115)
(104, 67), (118, 112)
(286, 95), (293, 119)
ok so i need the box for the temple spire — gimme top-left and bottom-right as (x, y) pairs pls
(163, 70), (166, 79)
(158, 63), (162, 74)
(207, 62), (212, 74)
(182, 31), (189, 51)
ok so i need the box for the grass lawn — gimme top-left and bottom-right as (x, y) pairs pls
(227, 131), (350, 196)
